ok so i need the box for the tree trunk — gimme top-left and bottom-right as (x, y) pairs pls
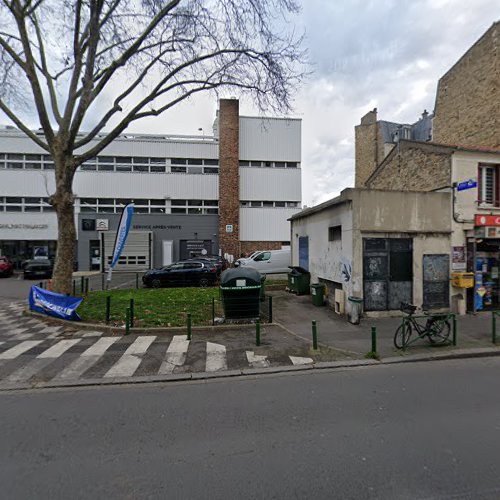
(50, 155), (77, 295)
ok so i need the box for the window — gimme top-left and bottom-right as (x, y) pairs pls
(204, 159), (218, 166)
(328, 226), (342, 242)
(171, 166), (187, 173)
(254, 251), (271, 262)
(479, 165), (499, 205)
(274, 201), (286, 207)
(239, 161), (250, 166)
(187, 158), (203, 165)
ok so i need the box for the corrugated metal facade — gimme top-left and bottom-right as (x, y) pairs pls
(239, 117), (301, 161)
(240, 168), (301, 201)
(239, 207), (300, 241)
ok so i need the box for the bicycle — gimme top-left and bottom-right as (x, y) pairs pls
(394, 302), (451, 349)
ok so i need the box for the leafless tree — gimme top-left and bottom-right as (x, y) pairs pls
(0, 0), (305, 293)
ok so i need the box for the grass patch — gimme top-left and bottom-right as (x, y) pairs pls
(78, 287), (221, 327)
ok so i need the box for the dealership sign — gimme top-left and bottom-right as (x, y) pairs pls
(475, 215), (500, 226)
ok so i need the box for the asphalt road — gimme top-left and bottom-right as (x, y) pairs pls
(2, 358), (500, 499)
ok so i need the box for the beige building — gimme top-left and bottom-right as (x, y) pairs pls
(290, 189), (451, 317)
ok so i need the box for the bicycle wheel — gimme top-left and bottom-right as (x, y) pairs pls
(428, 319), (451, 345)
(394, 321), (412, 349)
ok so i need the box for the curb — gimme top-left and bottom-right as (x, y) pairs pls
(2, 346), (500, 392)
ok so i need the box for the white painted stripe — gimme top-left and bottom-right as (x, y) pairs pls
(246, 351), (270, 368)
(82, 337), (118, 357)
(205, 342), (227, 372)
(158, 335), (190, 374)
(5, 328), (30, 336)
(104, 336), (156, 378)
(289, 355), (314, 365)
(38, 326), (64, 335)
(37, 339), (81, 358)
(82, 331), (104, 338)
(0, 340), (43, 360)
(6, 358), (54, 383)
(124, 336), (156, 355)
(53, 356), (101, 380)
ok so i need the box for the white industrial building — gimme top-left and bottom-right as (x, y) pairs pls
(0, 99), (301, 270)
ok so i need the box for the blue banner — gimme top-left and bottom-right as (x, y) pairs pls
(29, 286), (82, 321)
(108, 203), (134, 281)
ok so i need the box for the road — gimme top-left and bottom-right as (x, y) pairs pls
(2, 358), (500, 499)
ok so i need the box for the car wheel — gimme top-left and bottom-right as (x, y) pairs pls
(151, 279), (161, 288)
(199, 277), (209, 288)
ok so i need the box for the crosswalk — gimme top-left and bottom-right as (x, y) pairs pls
(0, 299), (315, 387)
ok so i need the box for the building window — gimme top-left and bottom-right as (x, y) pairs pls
(328, 226), (342, 242)
(479, 165), (499, 206)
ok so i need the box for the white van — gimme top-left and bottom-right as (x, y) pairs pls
(235, 249), (291, 274)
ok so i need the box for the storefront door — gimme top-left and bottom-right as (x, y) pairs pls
(474, 239), (500, 310)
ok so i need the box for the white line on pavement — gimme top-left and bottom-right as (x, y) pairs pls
(104, 336), (156, 378)
(246, 351), (270, 368)
(82, 337), (119, 356)
(289, 355), (314, 365)
(0, 340), (43, 360)
(205, 342), (227, 372)
(37, 339), (81, 358)
(158, 335), (190, 374)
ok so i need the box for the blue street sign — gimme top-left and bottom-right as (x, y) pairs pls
(457, 179), (477, 191)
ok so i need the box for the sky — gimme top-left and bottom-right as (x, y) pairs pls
(1, 1), (499, 207)
(124, 0), (499, 206)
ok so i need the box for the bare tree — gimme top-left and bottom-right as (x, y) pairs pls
(0, 0), (305, 293)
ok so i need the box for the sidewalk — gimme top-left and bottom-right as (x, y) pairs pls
(270, 290), (499, 358)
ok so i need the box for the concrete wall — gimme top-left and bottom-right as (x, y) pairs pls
(433, 22), (499, 149)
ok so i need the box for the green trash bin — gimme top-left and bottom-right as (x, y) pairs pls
(311, 283), (325, 306)
(220, 267), (262, 319)
(347, 296), (363, 324)
(287, 266), (311, 295)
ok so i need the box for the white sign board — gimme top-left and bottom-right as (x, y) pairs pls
(96, 219), (109, 231)
(225, 224), (233, 233)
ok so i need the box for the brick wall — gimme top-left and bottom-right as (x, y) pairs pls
(433, 22), (499, 149)
(366, 141), (452, 191)
(218, 99), (240, 259)
(354, 109), (378, 187)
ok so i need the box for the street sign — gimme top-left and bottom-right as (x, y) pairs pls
(475, 215), (500, 226)
(457, 179), (477, 191)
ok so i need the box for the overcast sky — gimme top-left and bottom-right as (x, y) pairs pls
(126, 1), (499, 206)
(1, 2), (498, 207)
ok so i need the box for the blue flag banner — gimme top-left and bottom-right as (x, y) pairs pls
(107, 203), (134, 282)
(29, 286), (82, 321)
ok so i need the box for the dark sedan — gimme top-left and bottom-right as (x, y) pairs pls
(23, 259), (53, 279)
(142, 260), (218, 288)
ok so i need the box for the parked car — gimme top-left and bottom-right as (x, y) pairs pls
(187, 255), (228, 276)
(23, 259), (53, 279)
(0, 256), (14, 277)
(234, 249), (291, 274)
(142, 260), (218, 288)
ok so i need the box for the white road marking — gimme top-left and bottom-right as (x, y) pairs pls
(82, 337), (119, 357)
(5, 358), (54, 383)
(38, 326), (64, 335)
(104, 336), (156, 378)
(54, 338), (118, 380)
(0, 340), (43, 360)
(37, 339), (81, 358)
(246, 351), (270, 368)
(82, 331), (104, 338)
(158, 335), (190, 374)
(4, 328), (30, 336)
(205, 342), (227, 372)
(289, 356), (314, 365)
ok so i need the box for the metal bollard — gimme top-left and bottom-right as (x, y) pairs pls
(101, 273), (105, 291)
(187, 313), (192, 340)
(312, 320), (318, 350)
(371, 326), (377, 353)
(85, 277), (89, 295)
(72, 280), (76, 296)
(105, 295), (111, 324)
(136, 272), (139, 289)
(80, 276), (84, 294)
(212, 298), (215, 326)
(129, 298), (134, 328)
(256, 319), (261, 346)
(269, 296), (273, 323)
(452, 315), (457, 346)
(125, 308), (130, 335)
(39, 281), (43, 289)
(493, 312), (497, 344)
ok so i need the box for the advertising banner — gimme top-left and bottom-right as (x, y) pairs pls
(29, 286), (82, 321)
(107, 203), (134, 282)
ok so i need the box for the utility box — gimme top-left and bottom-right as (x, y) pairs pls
(451, 272), (474, 288)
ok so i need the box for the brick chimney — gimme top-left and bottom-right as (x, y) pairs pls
(355, 108), (379, 187)
(218, 99), (240, 259)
